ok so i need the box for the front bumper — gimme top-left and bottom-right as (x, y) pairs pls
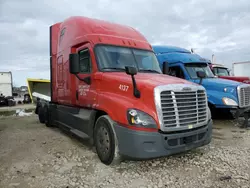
(113, 119), (213, 159)
(232, 107), (250, 128)
(231, 106), (250, 118)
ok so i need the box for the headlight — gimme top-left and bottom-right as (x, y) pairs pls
(222, 97), (238, 106)
(127, 109), (157, 129)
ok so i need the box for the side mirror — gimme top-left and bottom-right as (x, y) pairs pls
(196, 71), (205, 85)
(162, 61), (169, 74)
(69, 53), (80, 74)
(125, 66), (137, 75)
(125, 66), (140, 98)
(197, 71), (205, 79)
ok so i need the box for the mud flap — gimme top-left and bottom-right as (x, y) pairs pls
(106, 117), (124, 165)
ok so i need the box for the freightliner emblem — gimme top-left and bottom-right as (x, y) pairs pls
(182, 87), (192, 91)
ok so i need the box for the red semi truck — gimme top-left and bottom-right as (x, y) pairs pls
(209, 63), (250, 84)
(36, 16), (212, 165)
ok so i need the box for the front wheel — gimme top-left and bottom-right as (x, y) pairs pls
(94, 115), (122, 165)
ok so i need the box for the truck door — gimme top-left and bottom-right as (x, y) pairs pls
(75, 44), (97, 108)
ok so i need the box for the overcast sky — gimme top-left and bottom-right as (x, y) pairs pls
(1, 0), (250, 86)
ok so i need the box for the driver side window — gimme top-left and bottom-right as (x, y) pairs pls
(169, 66), (185, 79)
(79, 49), (92, 73)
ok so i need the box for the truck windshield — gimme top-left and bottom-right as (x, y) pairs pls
(185, 63), (215, 79)
(213, 67), (229, 76)
(95, 45), (162, 73)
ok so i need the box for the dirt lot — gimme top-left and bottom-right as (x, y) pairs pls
(0, 115), (250, 188)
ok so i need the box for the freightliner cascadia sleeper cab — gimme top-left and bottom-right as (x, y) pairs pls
(36, 16), (212, 165)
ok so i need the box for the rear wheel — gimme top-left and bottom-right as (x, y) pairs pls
(94, 115), (122, 165)
(38, 106), (45, 124)
(44, 105), (53, 127)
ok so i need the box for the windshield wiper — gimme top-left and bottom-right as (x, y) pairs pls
(139, 69), (161, 74)
(102, 67), (126, 71)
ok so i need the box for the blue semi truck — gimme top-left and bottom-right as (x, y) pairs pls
(152, 45), (250, 124)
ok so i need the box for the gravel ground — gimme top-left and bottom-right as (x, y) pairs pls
(0, 115), (250, 188)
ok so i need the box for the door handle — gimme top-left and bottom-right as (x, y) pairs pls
(76, 90), (78, 100)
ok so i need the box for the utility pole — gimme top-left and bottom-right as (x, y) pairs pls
(212, 54), (215, 63)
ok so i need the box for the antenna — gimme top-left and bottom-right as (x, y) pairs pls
(191, 48), (197, 54)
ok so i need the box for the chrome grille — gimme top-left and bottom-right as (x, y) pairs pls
(238, 84), (250, 108)
(154, 84), (208, 132)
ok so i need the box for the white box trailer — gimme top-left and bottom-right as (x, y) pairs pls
(233, 61), (250, 77)
(0, 72), (13, 97)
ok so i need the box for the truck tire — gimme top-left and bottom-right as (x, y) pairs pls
(38, 106), (45, 124)
(35, 102), (42, 114)
(43, 105), (53, 127)
(7, 99), (15, 106)
(94, 115), (122, 165)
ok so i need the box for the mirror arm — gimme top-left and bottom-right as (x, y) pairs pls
(199, 78), (203, 85)
(131, 75), (140, 98)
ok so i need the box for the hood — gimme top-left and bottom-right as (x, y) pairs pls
(102, 72), (196, 89)
(192, 77), (242, 91)
(99, 72), (199, 103)
(98, 72), (199, 125)
(218, 75), (250, 84)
